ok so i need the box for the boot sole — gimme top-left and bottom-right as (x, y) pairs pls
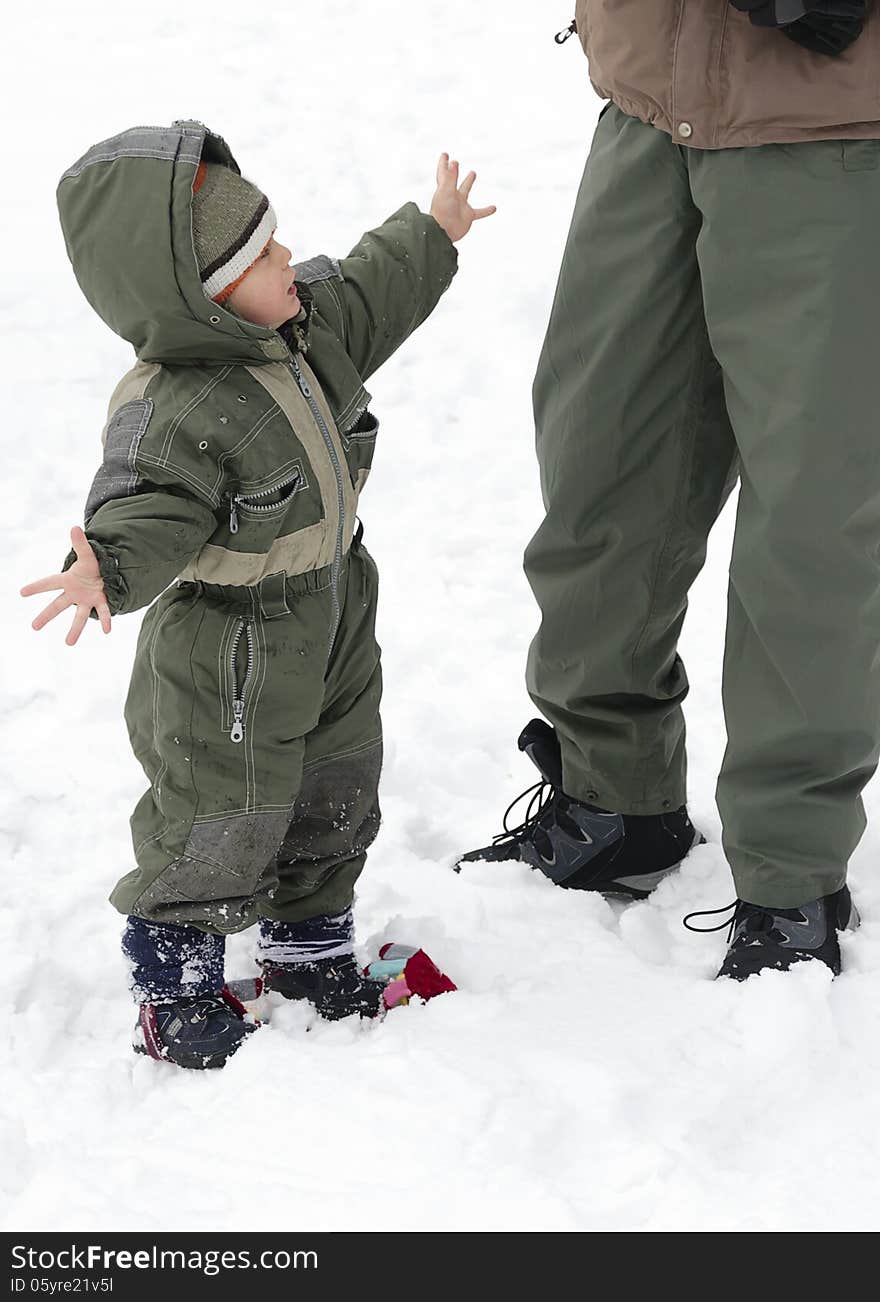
(132, 1039), (234, 1070)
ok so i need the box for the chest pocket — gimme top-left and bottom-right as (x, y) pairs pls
(341, 409), (379, 496)
(227, 460), (310, 535)
(222, 450), (324, 555)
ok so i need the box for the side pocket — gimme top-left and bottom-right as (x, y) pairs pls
(341, 409), (379, 493)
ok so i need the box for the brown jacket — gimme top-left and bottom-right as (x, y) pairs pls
(574, 0), (880, 148)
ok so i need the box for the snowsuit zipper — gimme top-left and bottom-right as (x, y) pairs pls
(229, 618), (254, 744)
(227, 469), (302, 534)
(289, 353), (345, 650)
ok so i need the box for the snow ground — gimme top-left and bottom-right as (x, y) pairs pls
(3, 0), (880, 1234)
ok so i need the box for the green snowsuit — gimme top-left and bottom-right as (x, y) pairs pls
(57, 121), (457, 933)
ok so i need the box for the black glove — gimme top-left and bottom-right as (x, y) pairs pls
(729, 1), (866, 56)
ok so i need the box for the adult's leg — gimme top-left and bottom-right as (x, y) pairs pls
(526, 105), (739, 814)
(690, 137), (880, 907)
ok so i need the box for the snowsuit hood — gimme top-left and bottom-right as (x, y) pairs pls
(57, 120), (293, 366)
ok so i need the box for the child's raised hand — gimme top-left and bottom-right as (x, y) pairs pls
(21, 525), (112, 646)
(429, 153), (496, 243)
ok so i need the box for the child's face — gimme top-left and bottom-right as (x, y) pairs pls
(226, 236), (301, 329)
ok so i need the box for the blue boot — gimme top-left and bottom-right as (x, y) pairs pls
(134, 987), (258, 1069)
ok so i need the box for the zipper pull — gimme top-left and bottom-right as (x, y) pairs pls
(555, 19), (576, 43)
(291, 355), (312, 398)
(228, 496), (239, 534)
(230, 700), (244, 743)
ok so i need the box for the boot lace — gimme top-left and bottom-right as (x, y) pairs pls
(171, 989), (247, 1023)
(490, 779), (558, 848)
(682, 901), (739, 941)
(682, 900), (806, 946)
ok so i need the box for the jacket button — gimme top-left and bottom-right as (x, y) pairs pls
(677, 121), (693, 139)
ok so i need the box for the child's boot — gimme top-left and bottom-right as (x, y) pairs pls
(258, 912), (385, 1019)
(261, 953), (385, 1020)
(134, 988), (257, 1068)
(122, 915), (258, 1068)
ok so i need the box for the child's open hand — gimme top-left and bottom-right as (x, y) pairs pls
(429, 153), (496, 243)
(21, 525), (112, 646)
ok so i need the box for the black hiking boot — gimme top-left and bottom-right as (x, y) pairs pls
(261, 952), (385, 1020)
(456, 718), (703, 899)
(133, 986), (258, 1069)
(685, 885), (859, 980)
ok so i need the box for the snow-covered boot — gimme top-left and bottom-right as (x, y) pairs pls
(257, 911), (384, 1019)
(685, 885), (860, 979)
(456, 718), (703, 899)
(261, 953), (386, 1020)
(257, 916), (457, 1018)
(133, 986), (258, 1069)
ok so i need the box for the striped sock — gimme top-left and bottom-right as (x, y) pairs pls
(258, 910), (355, 966)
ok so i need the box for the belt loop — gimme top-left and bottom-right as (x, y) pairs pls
(256, 571), (291, 619)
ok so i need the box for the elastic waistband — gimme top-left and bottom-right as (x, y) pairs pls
(180, 561), (335, 618)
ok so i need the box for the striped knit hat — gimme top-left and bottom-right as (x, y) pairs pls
(191, 161), (277, 304)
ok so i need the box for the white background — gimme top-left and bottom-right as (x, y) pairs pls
(2, 0), (878, 1232)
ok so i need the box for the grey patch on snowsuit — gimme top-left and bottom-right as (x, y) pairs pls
(132, 744), (382, 926)
(295, 255), (343, 285)
(84, 399), (153, 525)
(271, 742), (383, 900)
(60, 125), (204, 181)
(131, 806), (295, 930)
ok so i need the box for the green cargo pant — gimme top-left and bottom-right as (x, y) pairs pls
(526, 103), (880, 907)
(111, 540), (382, 933)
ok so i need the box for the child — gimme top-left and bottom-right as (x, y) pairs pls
(23, 120), (494, 1070)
